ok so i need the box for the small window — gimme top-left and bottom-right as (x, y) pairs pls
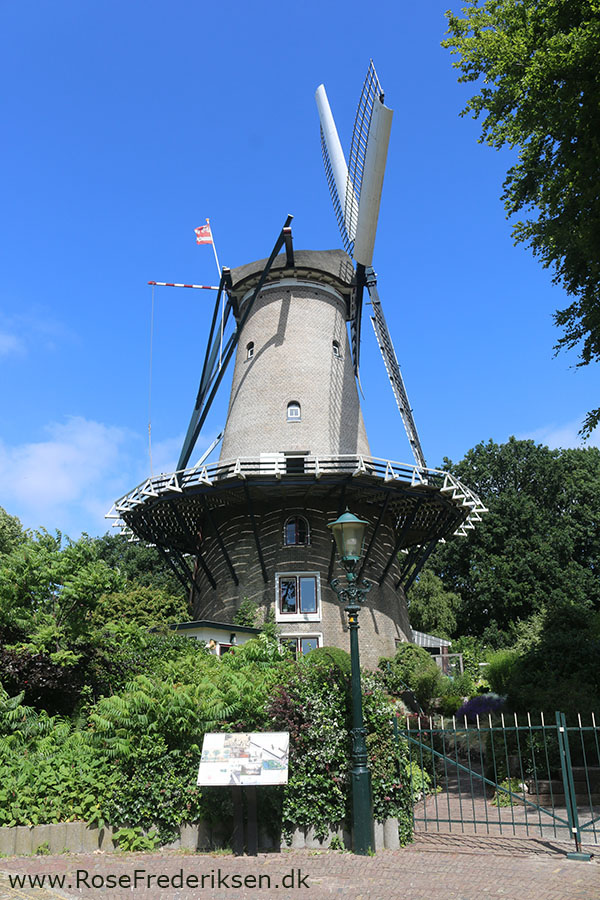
(287, 401), (301, 421)
(332, 340), (341, 358)
(279, 575), (318, 615)
(284, 516), (309, 546)
(246, 341), (254, 360)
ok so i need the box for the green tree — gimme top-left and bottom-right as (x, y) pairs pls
(504, 603), (600, 721)
(0, 531), (122, 651)
(92, 585), (188, 629)
(443, 1), (600, 435)
(93, 534), (183, 597)
(427, 439), (600, 642)
(0, 507), (25, 556)
(406, 570), (459, 638)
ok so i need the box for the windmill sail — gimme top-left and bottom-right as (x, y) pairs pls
(317, 62), (426, 470)
(347, 61), (392, 266)
(352, 95), (393, 268)
(367, 273), (426, 469)
(315, 84), (358, 254)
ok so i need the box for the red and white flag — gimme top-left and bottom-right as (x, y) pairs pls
(194, 221), (213, 245)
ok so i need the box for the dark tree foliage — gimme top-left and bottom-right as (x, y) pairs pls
(427, 438), (600, 642)
(443, 1), (600, 435)
(93, 534), (183, 598)
(505, 603), (600, 721)
(0, 647), (85, 715)
(406, 570), (460, 638)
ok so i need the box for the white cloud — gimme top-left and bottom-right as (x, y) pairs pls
(0, 417), (143, 537)
(0, 418), (224, 538)
(0, 331), (25, 357)
(517, 416), (600, 450)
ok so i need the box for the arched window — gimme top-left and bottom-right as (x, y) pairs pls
(332, 340), (341, 358)
(287, 401), (301, 421)
(246, 341), (254, 360)
(283, 515), (310, 546)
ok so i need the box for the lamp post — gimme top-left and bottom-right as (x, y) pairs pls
(327, 509), (374, 855)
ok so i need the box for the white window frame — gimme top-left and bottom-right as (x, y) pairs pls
(287, 401), (301, 421)
(279, 633), (323, 657)
(246, 341), (254, 360)
(275, 571), (321, 622)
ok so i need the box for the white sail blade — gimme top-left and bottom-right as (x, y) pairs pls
(353, 97), (393, 268)
(315, 84), (359, 242)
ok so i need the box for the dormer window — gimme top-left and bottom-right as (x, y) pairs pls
(332, 340), (341, 358)
(287, 401), (301, 421)
(246, 341), (254, 360)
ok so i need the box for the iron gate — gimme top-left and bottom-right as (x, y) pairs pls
(395, 711), (599, 860)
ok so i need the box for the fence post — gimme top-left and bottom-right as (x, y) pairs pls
(555, 711), (591, 861)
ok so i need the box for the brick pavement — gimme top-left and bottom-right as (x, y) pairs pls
(0, 833), (597, 900)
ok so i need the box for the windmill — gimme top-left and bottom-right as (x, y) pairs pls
(108, 63), (486, 666)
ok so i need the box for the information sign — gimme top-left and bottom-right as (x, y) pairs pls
(197, 732), (289, 786)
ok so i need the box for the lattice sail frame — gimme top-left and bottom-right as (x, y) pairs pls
(345, 60), (382, 255)
(319, 60), (383, 259)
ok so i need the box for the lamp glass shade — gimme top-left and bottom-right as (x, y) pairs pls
(327, 510), (369, 562)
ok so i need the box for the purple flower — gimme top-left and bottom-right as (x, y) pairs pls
(456, 693), (505, 722)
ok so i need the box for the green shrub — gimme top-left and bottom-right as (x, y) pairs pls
(439, 694), (463, 717)
(486, 649), (519, 695)
(381, 644), (445, 711)
(301, 646), (351, 677)
(233, 599), (259, 627)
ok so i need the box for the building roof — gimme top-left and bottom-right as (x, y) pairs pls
(167, 619), (262, 635)
(411, 629), (452, 649)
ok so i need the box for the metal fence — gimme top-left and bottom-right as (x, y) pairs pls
(395, 711), (600, 859)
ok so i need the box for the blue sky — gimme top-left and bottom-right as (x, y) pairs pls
(1, 0), (597, 539)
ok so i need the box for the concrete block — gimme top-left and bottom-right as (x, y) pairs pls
(179, 824), (198, 851)
(383, 817), (399, 850)
(342, 825), (352, 850)
(210, 821), (227, 850)
(97, 826), (114, 851)
(373, 820), (385, 852)
(15, 825), (33, 856)
(258, 826), (277, 851)
(162, 836), (181, 850)
(0, 826), (16, 857)
(67, 822), (86, 853)
(81, 825), (102, 852)
(31, 824), (50, 854)
(47, 823), (68, 855)
(197, 821), (211, 851)
(305, 826), (325, 849)
(290, 826), (305, 850)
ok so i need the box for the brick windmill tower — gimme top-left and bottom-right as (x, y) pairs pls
(109, 64), (485, 666)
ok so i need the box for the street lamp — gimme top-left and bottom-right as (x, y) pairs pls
(327, 509), (374, 855)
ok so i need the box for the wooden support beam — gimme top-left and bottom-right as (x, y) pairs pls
(243, 482), (268, 583)
(169, 501), (217, 590)
(358, 493), (391, 582)
(202, 500), (239, 585)
(379, 498), (426, 586)
(327, 484), (347, 583)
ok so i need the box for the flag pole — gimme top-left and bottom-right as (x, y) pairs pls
(204, 218), (225, 371)
(205, 218), (221, 278)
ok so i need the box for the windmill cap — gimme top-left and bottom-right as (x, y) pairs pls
(230, 248), (354, 299)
